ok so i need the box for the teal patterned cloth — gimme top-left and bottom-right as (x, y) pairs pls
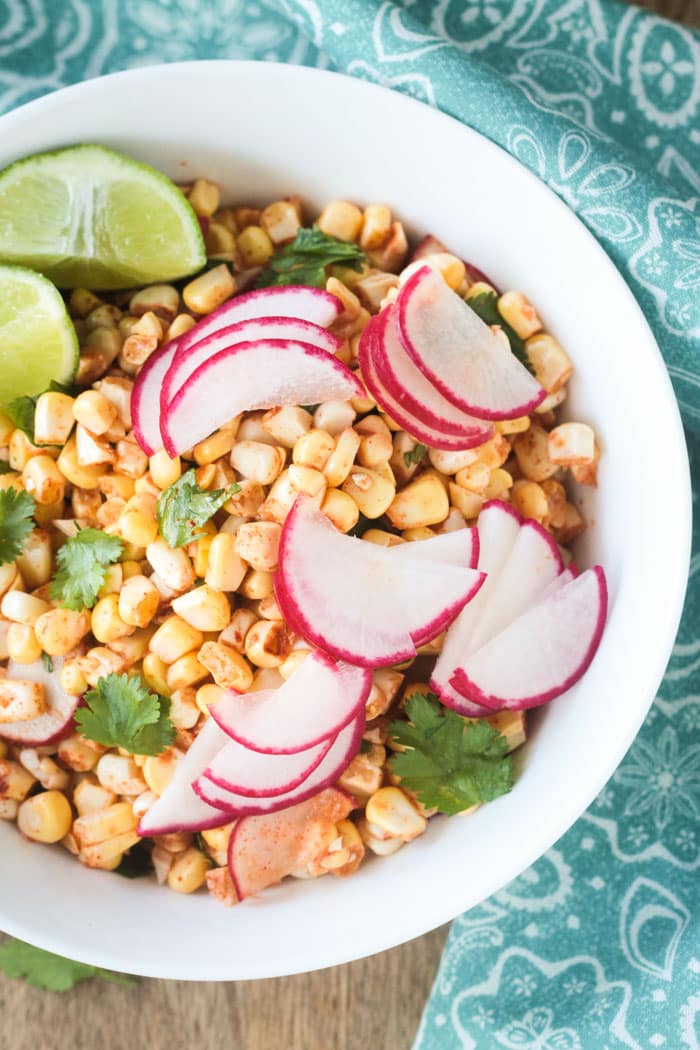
(1, 2), (699, 1047)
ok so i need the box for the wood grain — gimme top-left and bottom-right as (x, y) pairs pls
(1, 3), (696, 1048)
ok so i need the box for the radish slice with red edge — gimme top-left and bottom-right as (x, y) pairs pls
(160, 316), (341, 426)
(275, 496), (485, 668)
(0, 658), (79, 746)
(228, 787), (354, 900)
(359, 314), (493, 449)
(193, 713), (364, 816)
(137, 717), (236, 836)
(410, 234), (499, 290)
(210, 651), (371, 755)
(396, 266), (545, 420)
(131, 339), (180, 455)
(161, 339), (364, 457)
(431, 500), (522, 715)
(449, 567), (607, 710)
(390, 527), (479, 569)
(203, 733), (334, 798)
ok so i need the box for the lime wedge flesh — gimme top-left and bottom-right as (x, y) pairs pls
(0, 145), (206, 289)
(0, 264), (78, 404)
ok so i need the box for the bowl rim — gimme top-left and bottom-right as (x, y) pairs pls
(0, 59), (692, 980)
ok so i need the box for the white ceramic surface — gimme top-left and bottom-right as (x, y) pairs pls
(0, 62), (691, 981)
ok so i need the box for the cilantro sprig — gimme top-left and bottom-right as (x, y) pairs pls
(156, 468), (239, 549)
(466, 290), (534, 373)
(0, 488), (35, 565)
(0, 938), (133, 991)
(75, 673), (175, 756)
(404, 443), (428, 468)
(256, 226), (366, 288)
(388, 693), (513, 815)
(50, 527), (123, 610)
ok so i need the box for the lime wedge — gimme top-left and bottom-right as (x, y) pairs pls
(0, 145), (206, 289)
(0, 264), (78, 404)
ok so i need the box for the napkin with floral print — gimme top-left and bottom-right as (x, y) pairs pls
(1, 1), (698, 1047)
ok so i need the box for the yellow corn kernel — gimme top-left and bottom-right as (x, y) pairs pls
(146, 537), (195, 593)
(495, 416), (531, 435)
(149, 615), (203, 665)
(17, 791), (72, 843)
(484, 468), (513, 501)
(18, 748), (69, 792)
(365, 786), (427, 841)
(33, 608), (90, 658)
(277, 648), (311, 681)
(361, 528), (403, 548)
(194, 427), (238, 466)
(455, 461), (491, 493)
(223, 478), (264, 519)
(149, 450), (181, 490)
(198, 640), (254, 691)
(57, 735), (104, 773)
(195, 682), (226, 717)
(97, 562), (123, 599)
(21, 454), (65, 505)
(167, 313), (197, 341)
(386, 473), (448, 530)
(118, 492), (159, 548)
(260, 200), (301, 245)
(143, 749), (182, 796)
(15, 529), (52, 589)
(324, 819), (365, 877)
(342, 467), (395, 519)
(166, 651), (209, 691)
(56, 434), (103, 490)
(167, 846), (210, 893)
(0, 678), (45, 722)
(337, 753), (384, 798)
(205, 533), (247, 592)
(74, 422), (115, 467)
(0, 739), (7, 760)
(513, 424), (559, 482)
(79, 830), (141, 871)
(321, 488), (359, 533)
(318, 201), (363, 242)
(525, 333), (573, 393)
(129, 284), (180, 321)
(91, 594), (134, 644)
(230, 440), (285, 485)
(6, 623), (42, 665)
(237, 225), (274, 267)
(95, 754), (147, 796)
(33, 391), (75, 446)
(547, 422), (596, 466)
(73, 777), (116, 815)
(142, 652), (172, 697)
(9, 428), (43, 472)
(239, 569), (274, 600)
(205, 221), (235, 258)
(402, 527), (435, 542)
(188, 178), (220, 217)
(293, 429), (335, 471)
(171, 585), (231, 632)
(359, 204), (392, 251)
(218, 607), (257, 653)
(73, 801), (137, 848)
(261, 406), (312, 449)
(59, 659), (88, 697)
(191, 533), (213, 578)
(0, 562), (17, 600)
(511, 480), (549, 523)
(0, 758), (36, 800)
(408, 252), (466, 291)
(357, 431), (393, 470)
(244, 619), (292, 669)
(72, 390), (117, 436)
(313, 402), (357, 437)
(233, 522), (281, 572)
(116, 575), (159, 629)
(164, 687), (197, 730)
(448, 482), (483, 520)
(1, 591), (51, 626)
(497, 291), (542, 339)
(183, 265), (235, 315)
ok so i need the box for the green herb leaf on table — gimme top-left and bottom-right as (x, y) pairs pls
(0, 938), (134, 991)
(156, 469), (239, 548)
(388, 693), (513, 816)
(466, 291), (533, 374)
(404, 443), (428, 468)
(75, 673), (175, 756)
(0, 489), (35, 565)
(50, 527), (123, 610)
(256, 226), (365, 288)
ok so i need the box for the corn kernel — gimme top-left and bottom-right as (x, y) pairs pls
(260, 200), (301, 245)
(33, 391), (75, 445)
(205, 533), (247, 592)
(386, 473), (448, 529)
(318, 201), (363, 242)
(149, 615), (203, 664)
(143, 749), (183, 796)
(166, 651), (209, 691)
(237, 225), (274, 268)
(183, 265), (235, 315)
(18, 791), (72, 843)
(198, 641), (254, 691)
(34, 607), (91, 655)
(188, 178), (220, 217)
(365, 786), (427, 841)
(142, 652), (172, 697)
(167, 846), (210, 893)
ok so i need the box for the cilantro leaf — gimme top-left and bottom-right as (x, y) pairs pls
(466, 291), (534, 373)
(156, 469), (239, 548)
(75, 673), (175, 756)
(50, 527), (123, 610)
(388, 693), (513, 815)
(404, 443), (428, 468)
(256, 226), (365, 288)
(41, 653), (54, 673)
(0, 938), (133, 990)
(0, 489), (35, 565)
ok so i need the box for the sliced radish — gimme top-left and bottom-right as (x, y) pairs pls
(391, 527), (479, 569)
(203, 734), (333, 798)
(210, 651), (371, 755)
(0, 658), (79, 746)
(410, 234), (498, 290)
(449, 567), (608, 710)
(193, 713), (364, 816)
(137, 717), (235, 836)
(131, 339), (180, 455)
(160, 316), (341, 424)
(369, 308), (494, 441)
(359, 315), (493, 450)
(228, 787), (354, 900)
(275, 496), (485, 668)
(161, 339), (364, 457)
(431, 500), (522, 715)
(396, 267), (545, 420)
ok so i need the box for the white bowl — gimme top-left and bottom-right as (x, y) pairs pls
(0, 61), (691, 980)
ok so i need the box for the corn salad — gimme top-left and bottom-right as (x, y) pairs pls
(0, 184), (598, 903)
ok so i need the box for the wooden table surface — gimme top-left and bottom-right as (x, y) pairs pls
(1, 2), (697, 1047)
